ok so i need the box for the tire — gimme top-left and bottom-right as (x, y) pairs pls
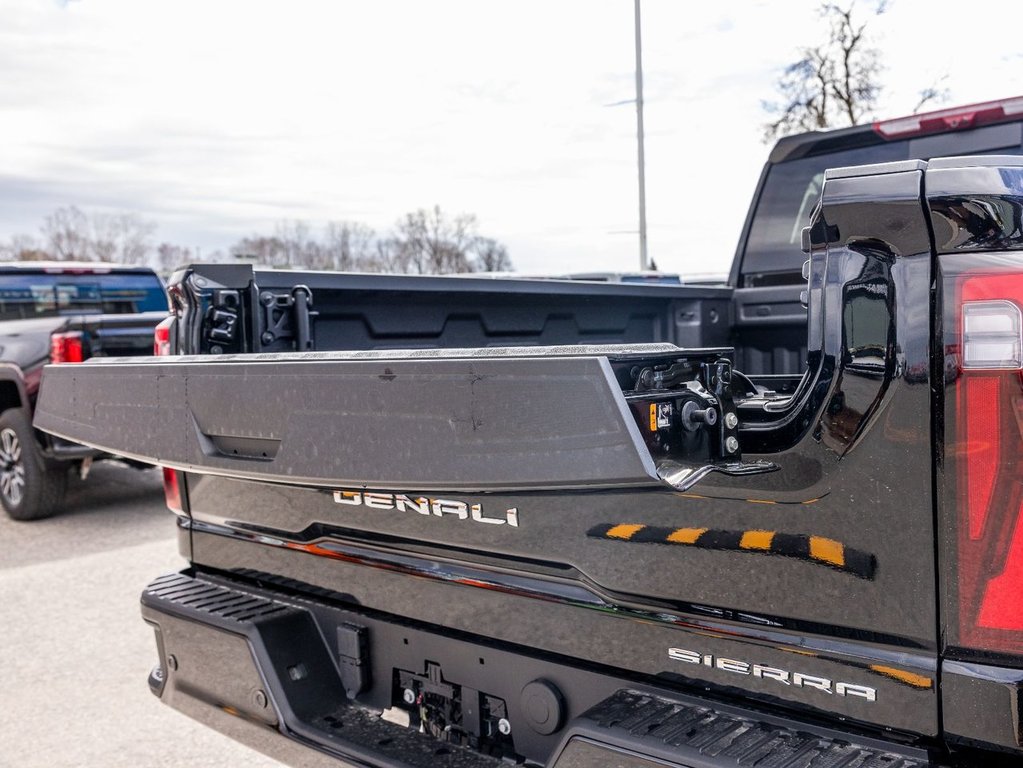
(0, 408), (68, 521)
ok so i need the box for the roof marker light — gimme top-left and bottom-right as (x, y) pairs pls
(873, 96), (1023, 139)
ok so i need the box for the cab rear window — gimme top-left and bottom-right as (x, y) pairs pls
(0, 271), (168, 321)
(743, 143), (905, 284)
(741, 127), (1023, 286)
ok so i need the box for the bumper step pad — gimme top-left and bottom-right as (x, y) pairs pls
(570, 690), (928, 768)
(142, 573), (503, 768)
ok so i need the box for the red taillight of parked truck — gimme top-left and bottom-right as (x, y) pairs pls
(50, 331), (85, 364)
(153, 316), (185, 513)
(162, 467), (184, 514)
(950, 269), (1023, 655)
(153, 316), (174, 357)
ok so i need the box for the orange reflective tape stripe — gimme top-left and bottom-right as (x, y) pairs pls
(606, 524), (645, 540)
(740, 530), (775, 551)
(809, 536), (845, 567)
(667, 527), (707, 544)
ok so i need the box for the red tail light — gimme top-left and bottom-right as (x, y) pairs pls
(155, 318), (183, 512)
(162, 467), (184, 514)
(952, 271), (1023, 654)
(154, 316), (174, 356)
(50, 331), (85, 364)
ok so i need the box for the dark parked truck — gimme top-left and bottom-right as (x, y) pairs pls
(0, 262), (167, 519)
(33, 154), (1023, 767)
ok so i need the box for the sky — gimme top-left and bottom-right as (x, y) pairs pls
(2, 0), (1022, 276)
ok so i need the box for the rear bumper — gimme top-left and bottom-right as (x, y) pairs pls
(141, 571), (937, 768)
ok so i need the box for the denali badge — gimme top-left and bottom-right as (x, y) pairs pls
(334, 490), (519, 527)
(668, 647), (876, 702)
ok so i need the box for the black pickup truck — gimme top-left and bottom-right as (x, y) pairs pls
(30, 92), (1023, 765)
(0, 262), (167, 519)
(33, 149), (1023, 767)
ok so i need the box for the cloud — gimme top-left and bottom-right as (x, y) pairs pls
(0, 0), (1021, 274)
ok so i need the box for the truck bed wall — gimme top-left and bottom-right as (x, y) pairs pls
(185, 267), (737, 356)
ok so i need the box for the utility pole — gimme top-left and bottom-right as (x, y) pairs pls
(634, 0), (649, 271)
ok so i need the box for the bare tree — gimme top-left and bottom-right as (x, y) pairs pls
(0, 234), (49, 262)
(38, 206), (157, 264)
(90, 214), (118, 263)
(154, 242), (195, 273)
(234, 220), (363, 270)
(322, 221), (375, 271)
(763, 2), (887, 140)
(233, 235), (287, 266)
(912, 75), (950, 114)
(470, 237), (512, 272)
(368, 237), (404, 274)
(391, 206), (479, 275)
(90, 213), (156, 264)
(763, 2), (949, 141)
(230, 207), (512, 275)
(275, 220), (319, 268)
(41, 206), (92, 260)
(12, 204), (510, 273)
(112, 213), (156, 264)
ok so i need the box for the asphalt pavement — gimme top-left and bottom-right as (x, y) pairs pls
(0, 462), (284, 768)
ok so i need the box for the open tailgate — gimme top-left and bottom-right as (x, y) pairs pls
(34, 342), (941, 745)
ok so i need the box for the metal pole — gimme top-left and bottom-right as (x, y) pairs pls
(634, 0), (648, 271)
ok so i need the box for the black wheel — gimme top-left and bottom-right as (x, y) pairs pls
(0, 408), (68, 521)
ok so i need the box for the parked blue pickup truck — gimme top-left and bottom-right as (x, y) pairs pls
(0, 261), (167, 519)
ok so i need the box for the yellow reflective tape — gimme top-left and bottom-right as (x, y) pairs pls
(869, 665), (933, 689)
(649, 404), (657, 432)
(606, 524), (645, 540)
(746, 499), (777, 505)
(809, 536), (845, 567)
(740, 530), (775, 551)
(667, 527), (707, 544)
